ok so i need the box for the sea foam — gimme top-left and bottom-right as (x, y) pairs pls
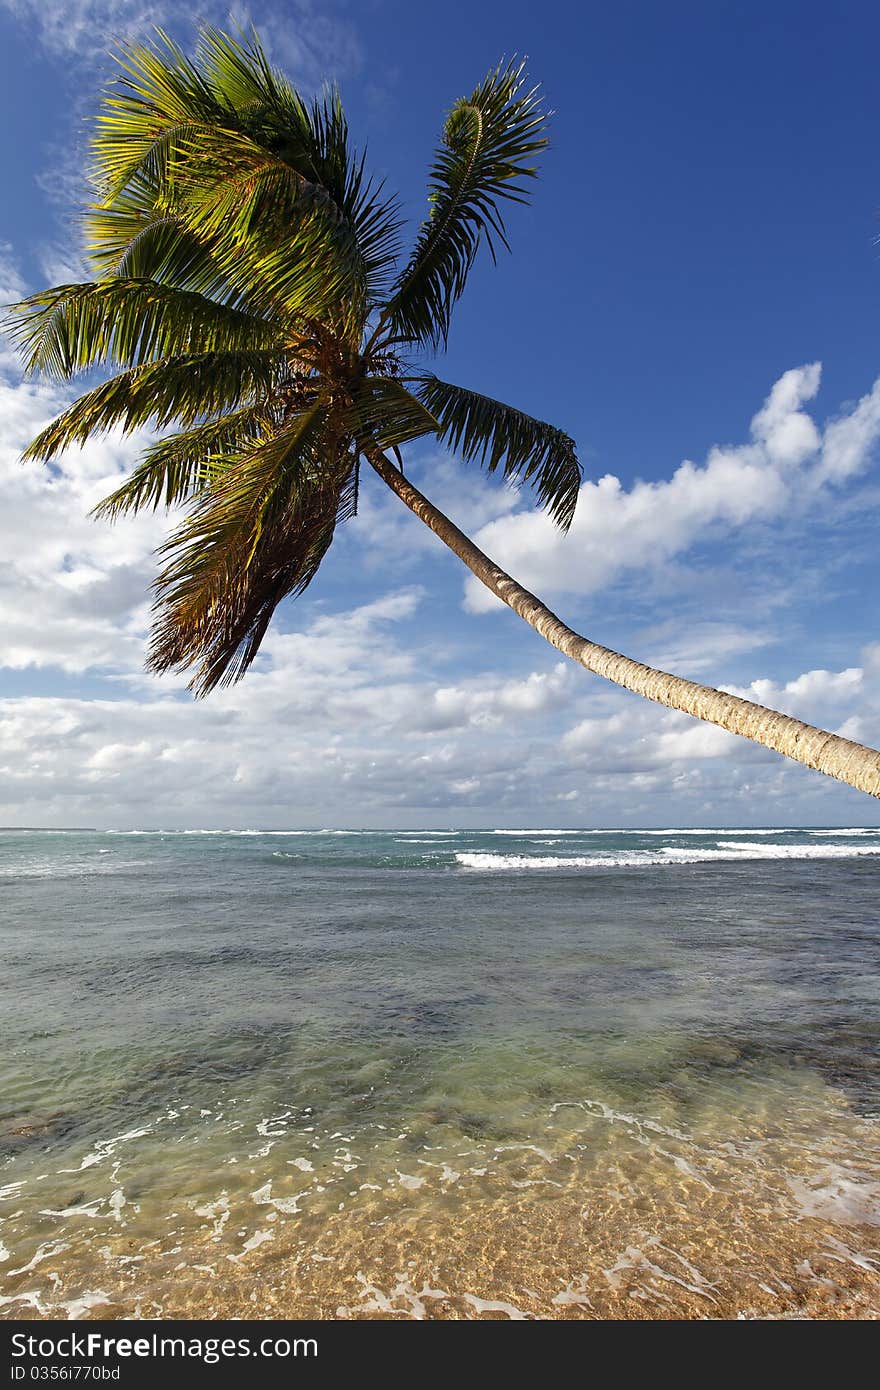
(456, 842), (880, 870)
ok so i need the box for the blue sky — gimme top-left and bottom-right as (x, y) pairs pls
(0, 0), (878, 828)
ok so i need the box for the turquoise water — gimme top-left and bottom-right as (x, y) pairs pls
(0, 827), (878, 1319)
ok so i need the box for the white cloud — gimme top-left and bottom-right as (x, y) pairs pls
(635, 621), (774, 676)
(347, 451), (522, 576)
(819, 383), (880, 484)
(0, 367), (166, 673)
(0, 244), (27, 372)
(4, 636), (876, 827)
(462, 365), (880, 612)
(750, 363), (822, 465)
(0, 2), (363, 81)
(0, 243), (26, 301)
(0, 591), (576, 825)
(728, 666), (864, 714)
(0, 0), (169, 55)
(416, 663), (571, 732)
(1, 584), (878, 826)
(560, 707), (739, 772)
(449, 777), (480, 796)
(35, 243), (89, 287)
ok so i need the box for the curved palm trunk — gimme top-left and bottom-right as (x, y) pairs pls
(367, 448), (880, 799)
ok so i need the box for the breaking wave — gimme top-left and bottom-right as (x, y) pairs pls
(456, 843), (880, 871)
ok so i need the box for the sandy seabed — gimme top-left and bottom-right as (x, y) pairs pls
(4, 1095), (879, 1321)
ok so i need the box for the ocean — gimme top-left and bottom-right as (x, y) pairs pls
(0, 826), (878, 1320)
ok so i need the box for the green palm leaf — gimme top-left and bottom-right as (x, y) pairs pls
(7, 280), (281, 379)
(381, 61), (548, 349)
(349, 377), (440, 452)
(22, 351), (285, 459)
(85, 180), (240, 306)
(195, 24), (306, 121)
(149, 404), (353, 693)
(92, 404), (270, 517)
(415, 375), (581, 528)
(92, 30), (237, 199)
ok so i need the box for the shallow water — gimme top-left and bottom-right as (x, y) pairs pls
(0, 827), (878, 1319)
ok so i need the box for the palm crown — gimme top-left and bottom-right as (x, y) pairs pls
(8, 27), (580, 695)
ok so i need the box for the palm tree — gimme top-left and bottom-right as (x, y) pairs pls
(8, 27), (880, 798)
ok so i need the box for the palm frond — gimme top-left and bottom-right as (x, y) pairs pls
(195, 24), (308, 128)
(83, 176), (243, 310)
(197, 31), (397, 277)
(22, 351), (285, 459)
(382, 61), (548, 349)
(415, 374), (581, 528)
(348, 377), (439, 452)
(91, 29), (232, 199)
(7, 280), (281, 379)
(148, 406), (353, 693)
(164, 128), (368, 323)
(10, 25), (576, 701)
(292, 89), (402, 305)
(341, 154), (402, 308)
(92, 404), (270, 518)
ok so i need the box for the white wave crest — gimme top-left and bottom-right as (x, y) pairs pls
(704, 842), (880, 858)
(808, 828), (880, 837)
(456, 844), (880, 871)
(490, 828), (812, 837)
(458, 853), (628, 870)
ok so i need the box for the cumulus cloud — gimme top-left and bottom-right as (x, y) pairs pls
(561, 707), (741, 773)
(0, 361), (166, 674)
(818, 385), (880, 484)
(719, 662), (880, 750)
(750, 364), (822, 465)
(0, 594), (579, 826)
(3, 631), (873, 822)
(463, 365), (880, 612)
(2, 591), (878, 827)
(726, 666), (864, 715)
(414, 663), (571, 732)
